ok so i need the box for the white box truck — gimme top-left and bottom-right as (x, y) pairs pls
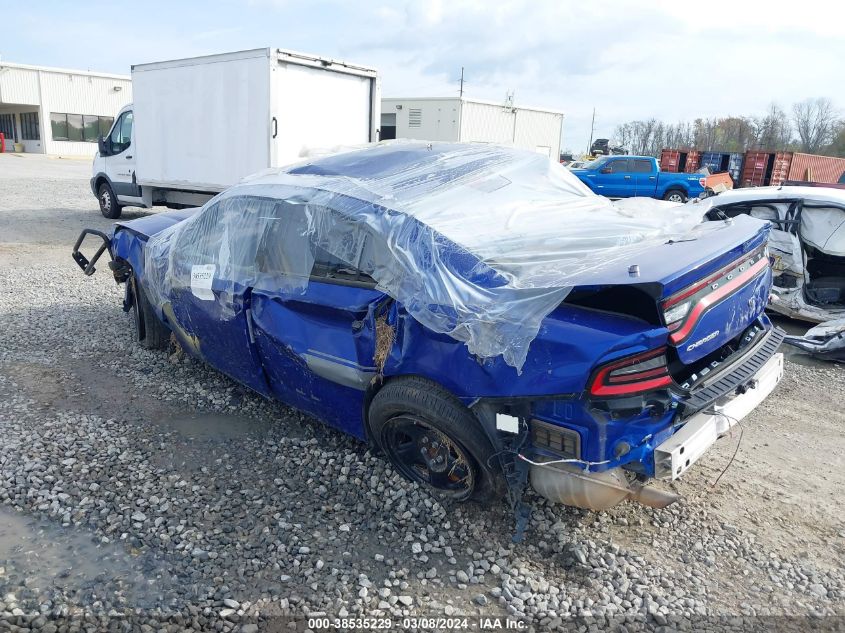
(91, 48), (380, 218)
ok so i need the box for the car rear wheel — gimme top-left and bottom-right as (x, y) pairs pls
(98, 182), (122, 219)
(129, 276), (169, 350)
(663, 189), (687, 203)
(368, 377), (500, 502)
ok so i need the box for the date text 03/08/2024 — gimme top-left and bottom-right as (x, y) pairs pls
(307, 616), (527, 630)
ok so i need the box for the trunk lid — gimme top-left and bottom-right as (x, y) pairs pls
(567, 215), (772, 365)
(664, 242), (771, 364)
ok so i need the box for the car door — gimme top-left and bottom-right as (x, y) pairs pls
(158, 196), (273, 397)
(247, 203), (387, 438)
(103, 109), (141, 203)
(594, 158), (632, 197)
(632, 158), (657, 196)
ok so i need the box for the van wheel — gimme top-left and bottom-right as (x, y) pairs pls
(368, 377), (500, 502)
(98, 182), (122, 219)
(663, 189), (687, 203)
(129, 276), (169, 350)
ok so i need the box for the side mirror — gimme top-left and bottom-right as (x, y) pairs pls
(98, 136), (109, 156)
(600, 167), (612, 174)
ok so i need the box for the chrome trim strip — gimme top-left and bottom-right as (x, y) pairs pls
(303, 354), (375, 390)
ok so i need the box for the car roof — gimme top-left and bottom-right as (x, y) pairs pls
(238, 142), (601, 268)
(701, 185), (845, 207)
(226, 142), (715, 290)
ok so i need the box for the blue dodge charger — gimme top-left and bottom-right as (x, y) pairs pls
(73, 143), (784, 526)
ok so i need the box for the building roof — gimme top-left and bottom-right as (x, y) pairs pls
(0, 61), (130, 81)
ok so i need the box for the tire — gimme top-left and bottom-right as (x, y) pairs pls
(98, 181), (122, 219)
(663, 189), (687, 203)
(129, 276), (169, 350)
(368, 376), (501, 502)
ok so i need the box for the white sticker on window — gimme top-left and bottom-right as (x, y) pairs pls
(190, 264), (216, 301)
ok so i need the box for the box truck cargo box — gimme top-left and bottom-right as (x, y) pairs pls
(91, 48), (379, 218)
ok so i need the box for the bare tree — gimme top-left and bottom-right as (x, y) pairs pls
(693, 118), (718, 150)
(752, 103), (793, 150)
(612, 118), (689, 157)
(722, 117), (757, 152)
(826, 119), (845, 158)
(613, 122), (634, 153)
(792, 98), (838, 153)
(612, 99), (840, 157)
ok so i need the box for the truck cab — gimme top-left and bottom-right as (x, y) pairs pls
(92, 105), (139, 218)
(572, 155), (706, 202)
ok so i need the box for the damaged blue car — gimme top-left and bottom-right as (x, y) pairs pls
(73, 143), (784, 527)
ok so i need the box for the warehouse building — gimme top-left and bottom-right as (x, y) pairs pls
(381, 97), (563, 159)
(0, 62), (132, 156)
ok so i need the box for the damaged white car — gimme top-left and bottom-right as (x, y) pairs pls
(696, 186), (845, 361)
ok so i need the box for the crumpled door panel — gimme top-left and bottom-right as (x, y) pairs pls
(250, 282), (387, 437)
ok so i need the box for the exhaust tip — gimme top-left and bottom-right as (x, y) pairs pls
(530, 463), (681, 511)
(630, 484), (681, 509)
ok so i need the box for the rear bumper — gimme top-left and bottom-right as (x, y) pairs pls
(527, 351), (784, 510)
(654, 352), (784, 480)
(679, 325), (785, 416)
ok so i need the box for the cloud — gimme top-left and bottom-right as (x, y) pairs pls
(341, 0), (845, 152)
(5, 0), (843, 154)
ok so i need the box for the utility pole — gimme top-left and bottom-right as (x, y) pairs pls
(586, 107), (596, 155)
(459, 67), (464, 97)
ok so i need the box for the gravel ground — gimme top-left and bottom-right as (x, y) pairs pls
(1, 154), (844, 632)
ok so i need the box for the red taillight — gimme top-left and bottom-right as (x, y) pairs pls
(669, 257), (769, 344)
(661, 245), (769, 342)
(588, 347), (672, 397)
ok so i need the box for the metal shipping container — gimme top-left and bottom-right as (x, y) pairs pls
(660, 148), (680, 172)
(768, 152), (793, 187)
(787, 153), (845, 184)
(660, 148), (701, 173)
(727, 153), (744, 185)
(741, 151), (794, 187)
(684, 151), (745, 185)
(742, 150), (774, 187)
(699, 152), (723, 173)
(682, 150), (701, 173)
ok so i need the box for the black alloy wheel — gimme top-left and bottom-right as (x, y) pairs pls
(381, 414), (476, 500)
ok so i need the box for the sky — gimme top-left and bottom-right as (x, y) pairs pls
(2, 0), (843, 155)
